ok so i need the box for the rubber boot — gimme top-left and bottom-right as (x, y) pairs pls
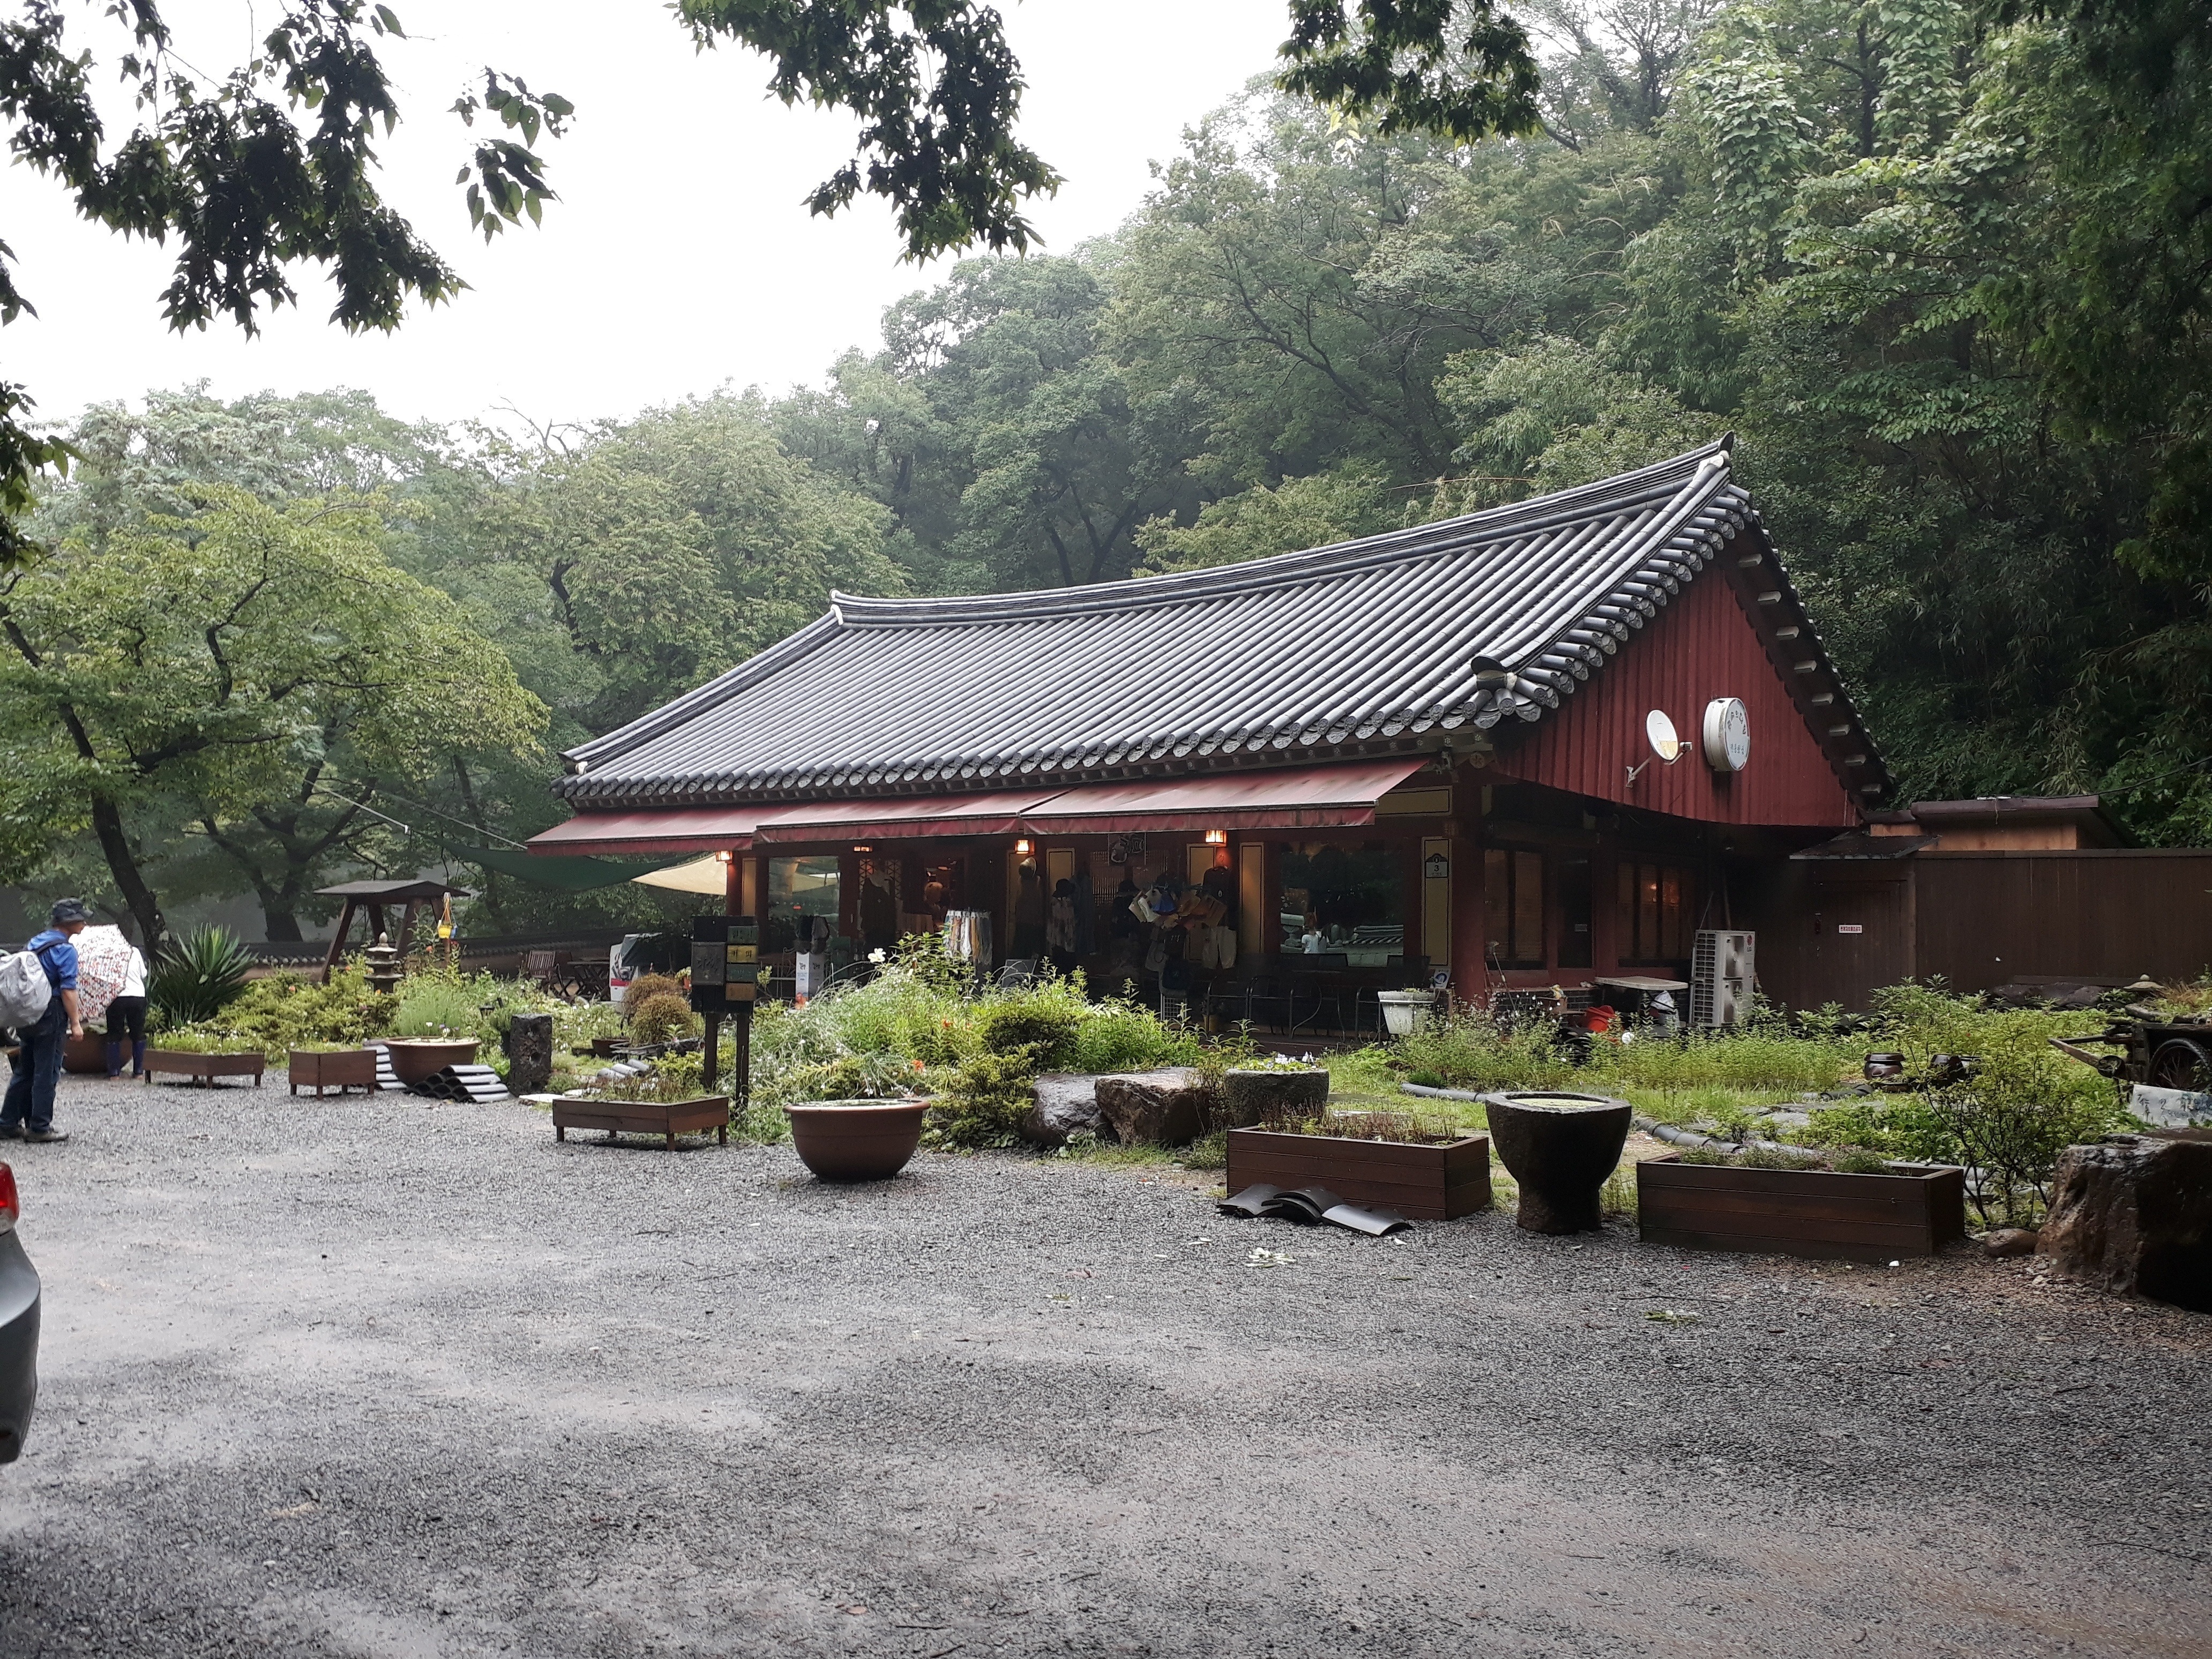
(106, 1040), (124, 1078)
(131, 1038), (146, 1078)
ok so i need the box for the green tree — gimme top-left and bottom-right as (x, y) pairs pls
(0, 490), (544, 947)
(1134, 465), (1396, 572)
(0, 3), (1546, 561)
(444, 395), (904, 734)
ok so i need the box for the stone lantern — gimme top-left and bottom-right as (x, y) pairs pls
(364, 932), (403, 996)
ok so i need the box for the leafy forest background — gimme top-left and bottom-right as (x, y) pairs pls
(9, 0), (2212, 947)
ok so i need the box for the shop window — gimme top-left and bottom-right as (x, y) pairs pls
(1618, 861), (1694, 962)
(1483, 848), (1545, 967)
(766, 856), (840, 954)
(1275, 841), (1406, 964)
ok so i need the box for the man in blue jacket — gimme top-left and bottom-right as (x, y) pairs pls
(2, 898), (89, 1143)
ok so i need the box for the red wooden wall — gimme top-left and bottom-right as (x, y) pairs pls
(1487, 568), (1859, 828)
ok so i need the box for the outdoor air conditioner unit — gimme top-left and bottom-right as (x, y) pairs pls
(1691, 930), (1756, 1027)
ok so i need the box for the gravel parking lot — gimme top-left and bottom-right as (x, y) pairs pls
(0, 1071), (2207, 1658)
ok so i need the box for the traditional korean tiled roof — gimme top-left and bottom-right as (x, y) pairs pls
(557, 439), (1887, 807)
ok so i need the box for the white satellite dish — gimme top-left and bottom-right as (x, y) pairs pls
(1645, 709), (1684, 764)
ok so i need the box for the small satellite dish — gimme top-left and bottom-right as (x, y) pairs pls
(1645, 709), (1684, 764)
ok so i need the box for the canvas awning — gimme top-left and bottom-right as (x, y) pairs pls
(526, 806), (761, 857)
(1015, 758), (1430, 834)
(535, 759), (1433, 857)
(749, 787), (1064, 845)
(630, 853), (730, 895)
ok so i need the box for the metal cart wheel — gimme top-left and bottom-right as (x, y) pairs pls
(2148, 1038), (2212, 1090)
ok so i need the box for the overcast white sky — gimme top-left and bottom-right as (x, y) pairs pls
(0, 0), (1287, 430)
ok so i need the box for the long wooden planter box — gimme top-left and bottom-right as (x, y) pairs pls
(1637, 1153), (1966, 1263)
(143, 1049), (265, 1087)
(1225, 1127), (1492, 1221)
(553, 1095), (730, 1150)
(288, 1048), (377, 1096)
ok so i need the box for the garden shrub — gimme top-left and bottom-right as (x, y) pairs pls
(973, 988), (1082, 1067)
(623, 972), (685, 1014)
(390, 970), (497, 1039)
(627, 991), (699, 1045)
(1799, 984), (2136, 1225)
(1068, 996), (1198, 1074)
(927, 1043), (1042, 1149)
(167, 963), (394, 1059)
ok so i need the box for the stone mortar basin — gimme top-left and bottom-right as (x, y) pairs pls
(1219, 1067), (1329, 1129)
(1479, 1090), (1633, 1234)
(784, 1098), (931, 1182)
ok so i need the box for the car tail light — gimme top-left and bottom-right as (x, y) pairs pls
(0, 1164), (15, 1234)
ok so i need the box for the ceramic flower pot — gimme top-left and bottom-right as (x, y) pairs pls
(381, 1037), (480, 1087)
(784, 1098), (930, 1181)
(1479, 1090), (1632, 1234)
(1377, 990), (1433, 1036)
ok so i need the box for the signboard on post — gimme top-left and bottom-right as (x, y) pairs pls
(692, 915), (760, 1097)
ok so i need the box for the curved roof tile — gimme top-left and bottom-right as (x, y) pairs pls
(556, 440), (1886, 808)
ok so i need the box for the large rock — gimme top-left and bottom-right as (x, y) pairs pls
(1096, 1066), (1213, 1147)
(2040, 1132), (2212, 1311)
(1024, 1073), (1105, 1148)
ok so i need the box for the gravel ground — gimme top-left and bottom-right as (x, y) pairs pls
(0, 1071), (2207, 1659)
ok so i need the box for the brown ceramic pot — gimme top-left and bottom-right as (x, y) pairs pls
(381, 1037), (480, 1086)
(784, 1098), (930, 1181)
(1479, 1090), (1632, 1234)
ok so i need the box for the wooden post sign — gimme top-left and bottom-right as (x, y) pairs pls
(692, 916), (760, 1095)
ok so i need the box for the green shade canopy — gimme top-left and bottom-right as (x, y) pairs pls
(451, 845), (683, 891)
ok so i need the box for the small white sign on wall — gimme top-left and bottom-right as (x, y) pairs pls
(1835, 923), (1864, 935)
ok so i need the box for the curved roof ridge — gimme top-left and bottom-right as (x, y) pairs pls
(830, 439), (1735, 627)
(569, 609), (849, 767)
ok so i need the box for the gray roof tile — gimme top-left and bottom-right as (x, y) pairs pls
(558, 441), (1885, 806)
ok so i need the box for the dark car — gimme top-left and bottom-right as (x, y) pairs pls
(0, 1162), (37, 1462)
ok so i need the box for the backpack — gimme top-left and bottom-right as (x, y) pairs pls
(0, 948), (54, 1029)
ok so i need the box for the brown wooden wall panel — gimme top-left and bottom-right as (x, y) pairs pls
(1738, 860), (1916, 1012)
(1488, 564), (1859, 829)
(1912, 852), (2212, 993)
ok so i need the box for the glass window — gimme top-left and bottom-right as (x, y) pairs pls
(766, 856), (841, 954)
(1483, 848), (1545, 967)
(1617, 861), (1695, 962)
(1275, 841), (1405, 964)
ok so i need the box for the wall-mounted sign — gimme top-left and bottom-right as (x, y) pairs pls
(1702, 697), (1751, 772)
(1835, 923), (1864, 935)
(1424, 852), (1449, 880)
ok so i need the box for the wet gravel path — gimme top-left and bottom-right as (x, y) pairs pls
(0, 1071), (2207, 1657)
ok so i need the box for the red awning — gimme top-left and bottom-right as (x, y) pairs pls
(751, 788), (1063, 845)
(528, 758), (1431, 856)
(1017, 758), (1429, 833)
(526, 807), (760, 857)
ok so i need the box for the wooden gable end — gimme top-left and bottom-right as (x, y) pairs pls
(1485, 565), (1861, 828)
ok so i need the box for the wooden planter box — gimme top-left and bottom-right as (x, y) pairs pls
(142, 1049), (265, 1087)
(1636, 1153), (1967, 1263)
(288, 1048), (377, 1096)
(1225, 1127), (1492, 1221)
(552, 1094), (730, 1150)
